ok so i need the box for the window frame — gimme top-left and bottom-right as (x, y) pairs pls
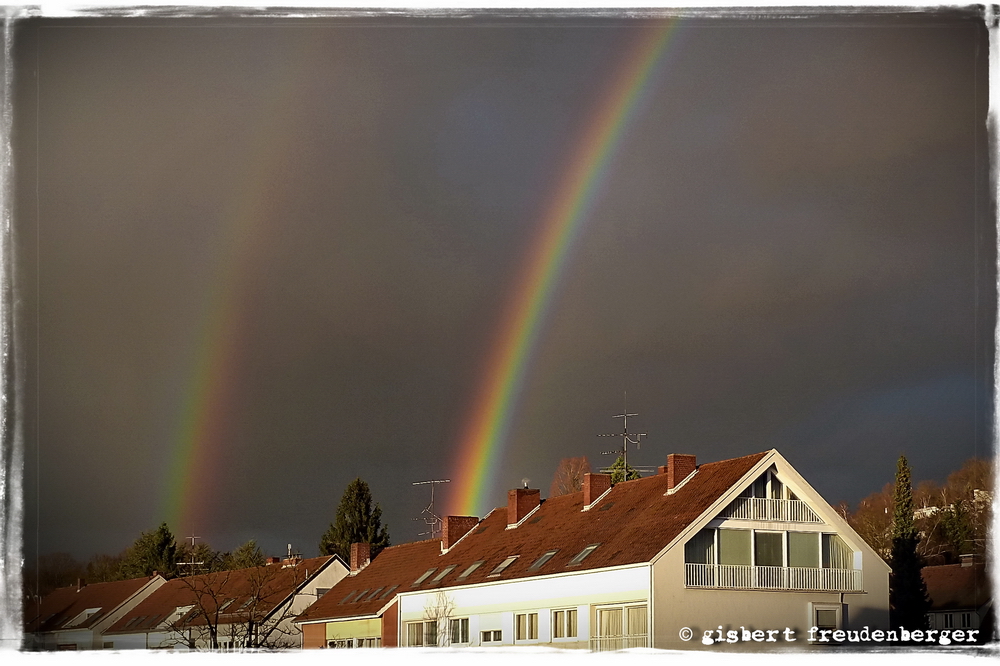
(488, 555), (519, 577)
(448, 617), (470, 645)
(567, 543), (600, 566)
(514, 612), (539, 642)
(552, 607), (578, 640)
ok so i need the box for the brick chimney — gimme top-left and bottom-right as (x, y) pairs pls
(507, 488), (541, 526)
(663, 453), (697, 491)
(350, 542), (371, 573)
(265, 557), (281, 566)
(583, 473), (612, 507)
(442, 515), (479, 550)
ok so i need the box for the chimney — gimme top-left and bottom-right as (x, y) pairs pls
(265, 557), (281, 566)
(583, 473), (612, 507)
(960, 553), (976, 567)
(76, 578), (86, 592)
(664, 453), (697, 491)
(350, 542), (371, 573)
(442, 515), (479, 550)
(507, 488), (541, 526)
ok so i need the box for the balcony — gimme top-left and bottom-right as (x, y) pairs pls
(589, 634), (649, 651)
(685, 563), (862, 592)
(721, 497), (821, 523)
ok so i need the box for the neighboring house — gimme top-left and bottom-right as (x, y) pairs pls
(297, 449), (890, 650)
(23, 575), (166, 650)
(923, 558), (992, 641)
(103, 554), (347, 650)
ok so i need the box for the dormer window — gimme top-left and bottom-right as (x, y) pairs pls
(567, 544), (600, 566)
(63, 607), (102, 628)
(488, 556), (518, 577)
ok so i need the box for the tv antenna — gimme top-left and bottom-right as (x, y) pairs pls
(598, 393), (655, 475)
(178, 535), (205, 574)
(412, 479), (450, 538)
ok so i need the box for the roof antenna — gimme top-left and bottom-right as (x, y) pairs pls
(178, 535), (205, 574)
(598, 392), (655, 475)
(412, 479), (451, 538)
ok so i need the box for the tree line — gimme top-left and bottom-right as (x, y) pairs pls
(25, 477), (391, 600)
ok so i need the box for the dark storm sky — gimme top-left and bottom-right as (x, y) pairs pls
(13, 11), (993, 562)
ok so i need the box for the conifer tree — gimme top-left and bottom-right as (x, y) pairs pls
(118, 523), (179, 579)
(889, 455), (930, 632)
(319, 478), (390, 561)
(607, 455), (641, 485)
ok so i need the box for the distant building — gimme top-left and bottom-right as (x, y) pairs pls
(923, 557), (992, 642)
(296, 449), (890, 649)
(24, 575), (166, 650)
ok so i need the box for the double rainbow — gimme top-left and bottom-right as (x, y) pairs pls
(448, 22), (680, 518)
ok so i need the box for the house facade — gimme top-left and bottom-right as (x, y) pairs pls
(103, 554), (347, 650)
(297, 449), (890, 650)
(23, 575), (166, 650)
(923, 559), (992, 641)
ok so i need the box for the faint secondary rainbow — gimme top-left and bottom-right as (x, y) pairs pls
(161, 37), (323, 536)
(448, 23), (682, 518)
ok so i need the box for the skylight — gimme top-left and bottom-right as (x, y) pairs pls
(488, 556), (519, 577)
(378, 585), (399, 600)
(363, 587), (384, 602)
(457, 561), (484, 580)
(431, 565), (457, 582)
(567, 544), (600, 566)
(527, 550), (558, 571)
(338, 591), (356, 605)
(411, 568), (437, 587)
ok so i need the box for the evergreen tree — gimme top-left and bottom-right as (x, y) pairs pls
(225, 539), (265, 570)
(889, 455), (930, 633)
(940, 499), (972, 558)
(118, 523), (179, 579)
(607, 455), (641, 485)
(319, 478), (390, 561)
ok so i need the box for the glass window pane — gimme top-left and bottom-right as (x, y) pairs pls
(408, 623), (423, 646)
(530, 613), (538, 639)
(718, 529), (751, 565)
(816, 609), (838, 630)
(516, 614), (526, 640)
(599, 608), (623, 637)
(627, 606), (648, 636)
(788, 532), (819, 568)
(755, 532), (783, 567)
(553, 611), (564, 638)
(822, 534), (852, 569)
(567, 609), (577, 637)
(685, 529), (715, 564)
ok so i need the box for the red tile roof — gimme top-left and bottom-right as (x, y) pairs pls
(922, 563), (991, 611)
(105, 556), (333, 634)
(25, 577), (158, 633)
(298, 451), (767, 623)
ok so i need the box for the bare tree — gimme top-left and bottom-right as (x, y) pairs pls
(550, 456), (592, 497)
(847, 482), (893, 561)
(423, 590), (455, 647)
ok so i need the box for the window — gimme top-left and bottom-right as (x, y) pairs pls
(718, 529), (751, 565)
(351, 589), (370, 602)
(315, 588), (330, 598)
(567, 544), (600, 566)
(961, 613), (972, 628)
(944, 614), (954, 628)
(102, 642), (114, 649)
(755, 532), (783, 567)
(64, 607), (102, 628)
(407, 621), (438, 647)
(488, 556), (518, 577)
(379, 585), (399, 600)
(218, 599), (234, 613)
(515, 613), (538, 641)
(553, 609), (578, 639)
(809, 603), (843, 640)
(432, 565), (457, 583)
(528, 550), (558, 571)
(788, 532), (819, 568)
(339, 590), (356, 604)
(449, 618), (470, 644)
(595, 604), (648, 648)
(363, 587), (384, 601)
(685, 529), (715, 564)
(822, 534), (852, 569)
(412, 569), (437, 586)
(457, 561), (484, 580)
(481, 630), (502, 643)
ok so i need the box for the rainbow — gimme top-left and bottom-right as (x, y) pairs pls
(447, 22), (681, 518)
(161, 38), (322, 536)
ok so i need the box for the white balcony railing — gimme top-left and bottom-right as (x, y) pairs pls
(589, 634), (649, 651)
(685, 563), (862, 592)
(721, 497), (821, 523)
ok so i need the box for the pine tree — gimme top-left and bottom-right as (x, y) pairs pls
(226, 539), (265, 570)
(319, 478), (390, 561)
(607, 455), (641, 485)
(889, 455), (930, 633)
(118, 523), (179, 579)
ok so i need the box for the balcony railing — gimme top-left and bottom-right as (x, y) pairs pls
(721, 497), (821, 523)
(589, 634), (649, 651)
(685, 563), (862, 592)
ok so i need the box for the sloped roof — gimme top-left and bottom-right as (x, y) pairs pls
(105, 556), (332, 634)
(25, 577), (158, 634)
(298, 451), (767, 623)
(923, 563), (991, 611)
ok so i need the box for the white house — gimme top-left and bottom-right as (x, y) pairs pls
(296, 449), (890, 650)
